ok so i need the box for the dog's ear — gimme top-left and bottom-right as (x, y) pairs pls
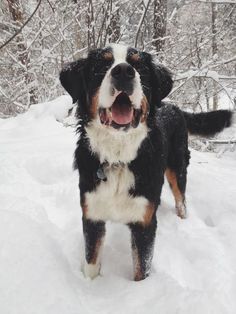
(60, 58), (87, 104)
(150, 62), (173, 101)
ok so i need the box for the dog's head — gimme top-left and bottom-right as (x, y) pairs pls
(60, 44), (172, 130)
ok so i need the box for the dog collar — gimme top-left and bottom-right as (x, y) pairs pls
(96, 161), (125, 182)
(96, 163), (108, 181)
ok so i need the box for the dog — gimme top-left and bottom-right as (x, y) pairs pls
(60, 44), (233, 281)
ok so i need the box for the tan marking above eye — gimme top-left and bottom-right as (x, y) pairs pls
(130, 53), (140, 62)
(103, 51), (113, 61)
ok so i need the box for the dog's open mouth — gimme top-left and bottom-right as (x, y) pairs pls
(99, 92), (141, 129)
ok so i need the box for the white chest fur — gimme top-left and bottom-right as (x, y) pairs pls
(85, 164), (148, 224)
(85, 120), (148, 164)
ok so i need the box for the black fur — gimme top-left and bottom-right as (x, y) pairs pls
(83, 218), (105, 264)
(60, 59), (87, 104)
(129, 215), (157, 280)
(76, 103), (190, 280)
(60, 45), (232, 281)
(183, 110), (233, 136)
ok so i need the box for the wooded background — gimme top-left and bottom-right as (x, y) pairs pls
(0, 0), (235, 117)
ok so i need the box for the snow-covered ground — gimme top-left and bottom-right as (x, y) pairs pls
(0, 96), (236, 314)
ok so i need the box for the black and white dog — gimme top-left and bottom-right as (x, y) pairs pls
(60, 44), (232, 281)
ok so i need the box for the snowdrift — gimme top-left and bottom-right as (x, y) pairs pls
(0, 96), (236, 314)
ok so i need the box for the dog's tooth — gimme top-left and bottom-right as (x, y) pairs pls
(106, 108), (113, 125)
(106, 108), (110, 117)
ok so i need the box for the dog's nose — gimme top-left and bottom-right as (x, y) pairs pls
(111, 63), (135, 81)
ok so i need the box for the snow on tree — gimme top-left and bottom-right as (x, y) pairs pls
(0, 0), (235, 116)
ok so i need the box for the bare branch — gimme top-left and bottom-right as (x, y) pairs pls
(134, 0), (151, 48)
(0, 0), (42, 51)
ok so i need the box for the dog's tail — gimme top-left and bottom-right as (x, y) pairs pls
(183, 110), (233, 136)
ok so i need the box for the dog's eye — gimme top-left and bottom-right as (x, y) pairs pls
(102, 51), (113, 61)
(130, 53), (140, 63)
(127, 49), (140, 64)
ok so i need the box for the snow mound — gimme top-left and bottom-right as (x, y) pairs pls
(26, 95), (73, 122)
(0, 97), (236, 314)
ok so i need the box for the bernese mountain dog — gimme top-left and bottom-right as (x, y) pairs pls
(60, 44), (233, 281)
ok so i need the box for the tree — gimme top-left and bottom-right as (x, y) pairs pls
(153, 0), (167, 55)
(0, 0), (235, 116)
(211, 3), (218, 110)
(6, 0), (37, 106)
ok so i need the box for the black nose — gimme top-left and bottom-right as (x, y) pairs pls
(111, 63), (135, 81)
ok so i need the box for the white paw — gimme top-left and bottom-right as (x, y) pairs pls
(83, 260), (101, 279)
(176, 202), (187, 219)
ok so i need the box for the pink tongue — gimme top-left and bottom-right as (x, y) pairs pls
(111, 104), (133, 125)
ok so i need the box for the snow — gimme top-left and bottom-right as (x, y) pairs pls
(0, 96), (236, 314)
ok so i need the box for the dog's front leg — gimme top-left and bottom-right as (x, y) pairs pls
(82, 217), (106, 279)
(129, 215), (157, 281)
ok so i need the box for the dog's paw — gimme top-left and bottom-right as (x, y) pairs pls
(83, 260), (101, 279)
(176, 203), (187, 219)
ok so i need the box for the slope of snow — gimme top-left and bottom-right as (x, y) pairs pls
(0, 96), (236, 314)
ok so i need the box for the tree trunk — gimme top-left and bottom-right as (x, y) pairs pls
(107, 1), (120, 43)
(7, 0), (37, 105)
(211, 3), (218, 111)
(87, 0), (95, 49)
(153, 0), (167, 55)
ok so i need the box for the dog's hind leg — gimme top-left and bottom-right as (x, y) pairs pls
(82, 217), (106, 279)
(165, 167), (187, 219)
(129, 215), (157, 281)
(164, 106), (190, 219)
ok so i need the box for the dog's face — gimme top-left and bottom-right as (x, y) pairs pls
(60, 44), (172, 130)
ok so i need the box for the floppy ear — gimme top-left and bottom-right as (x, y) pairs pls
(151, 62), (173, 101)
(60, 59), (87, 104)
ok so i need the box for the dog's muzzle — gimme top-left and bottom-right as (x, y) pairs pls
(99, 92), (142, 130)
(111, 63), (135, 95)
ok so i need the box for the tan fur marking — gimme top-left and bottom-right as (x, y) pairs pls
(134, 269), (143, 281)
(133, 247), (143, 281)
(143, 202), (155, 226)
(82, 205), (88, 216)
(141, 96), (149, 122)
(165, 168), (186, 218)
(103, 51), (113, 61)
(165, 168), (182, 201)
(90, 91), (99, 119)
(130, 53), (140, 62)
(81, 196), (88, 217)
(90, 238), (103, 265)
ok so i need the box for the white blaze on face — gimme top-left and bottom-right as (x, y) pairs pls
(98, 44), (143, 110)
(86, 44), (148, 164)
(111, 43), (129, 65)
